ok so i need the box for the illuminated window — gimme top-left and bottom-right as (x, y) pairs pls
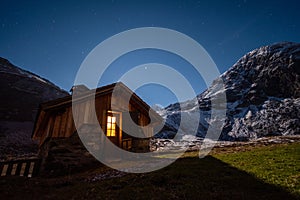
(107, 115), (116, 137)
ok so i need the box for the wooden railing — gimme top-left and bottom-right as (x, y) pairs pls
(0, 158), (41, 178)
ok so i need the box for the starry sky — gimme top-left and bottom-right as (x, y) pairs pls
(1, 0), (300, 107)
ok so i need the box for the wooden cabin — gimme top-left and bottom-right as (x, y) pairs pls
(32, 82), (162, 176)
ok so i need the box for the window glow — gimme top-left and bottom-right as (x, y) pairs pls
(107, 115), (116, 137)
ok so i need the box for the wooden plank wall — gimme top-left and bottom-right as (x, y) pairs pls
(36, 90), (154, 146)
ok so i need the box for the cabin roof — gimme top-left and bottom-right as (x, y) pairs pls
(32, 82), (162, 139)
(39, 82), (157, 112)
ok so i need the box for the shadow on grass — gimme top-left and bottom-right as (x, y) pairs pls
(0, 155), (298, 200)
(111, 155), (299, 200)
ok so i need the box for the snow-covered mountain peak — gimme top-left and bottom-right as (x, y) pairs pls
(157, 42), (300, 140)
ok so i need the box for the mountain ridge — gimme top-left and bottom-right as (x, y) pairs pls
(0, 57), (64, 91)
(158, 42), (300, 140)
(0, 57), (69, 159)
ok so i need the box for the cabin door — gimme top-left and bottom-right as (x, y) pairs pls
(106, 112), (121, 147)
(122, 111), (146, 137)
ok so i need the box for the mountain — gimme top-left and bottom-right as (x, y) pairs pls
(0, 57), (69, 159)
(157, 42), (300, 140)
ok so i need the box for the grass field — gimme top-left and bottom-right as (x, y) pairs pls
(1, 142), (299, 200)
(214, 143), (300, 197)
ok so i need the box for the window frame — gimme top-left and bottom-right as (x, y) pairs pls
(106, 114), (116, 137)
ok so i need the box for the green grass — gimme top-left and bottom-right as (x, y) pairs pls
(1, 143), (299, 200)
(213, 143), (300, 197)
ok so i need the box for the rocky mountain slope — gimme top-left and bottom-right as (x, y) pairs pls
(0, 57), (68, 159)
(157, 42), (300, 140)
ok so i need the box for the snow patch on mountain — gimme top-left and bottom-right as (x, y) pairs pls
(0, 57), (69, 159)
(156, 42), (300, 141)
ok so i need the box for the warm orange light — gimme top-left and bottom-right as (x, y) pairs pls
(107, 115), (116, 137)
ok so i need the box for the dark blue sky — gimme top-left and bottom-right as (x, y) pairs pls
(1, 0), (299, 106)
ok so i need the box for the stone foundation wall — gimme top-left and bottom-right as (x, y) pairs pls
(132, 138), (150, 153)
(38, 124), (150, 176)
(38, 132), (101, 177)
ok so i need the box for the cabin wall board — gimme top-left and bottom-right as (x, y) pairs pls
(34, 88), (155, 152)
(59, 111), (68, 137)
(65, 107), (75, 137)
(52, 114), (61, 137)
(32, 83), (162, 176)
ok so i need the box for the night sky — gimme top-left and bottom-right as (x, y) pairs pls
(1, 0), (300, 106)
